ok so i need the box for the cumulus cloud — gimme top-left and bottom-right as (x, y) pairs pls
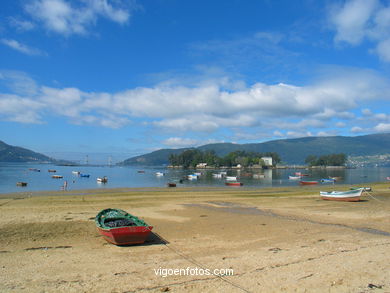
(1, 39), (46, 56)
(373, 123), (390, 132)
(0, 68), (389, 137)
(24, 0), (133, 36)
(329, 0), (390, 62)
(162, 137), (199, 148)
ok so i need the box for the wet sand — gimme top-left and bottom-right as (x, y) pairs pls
(0, 184), (389, 292)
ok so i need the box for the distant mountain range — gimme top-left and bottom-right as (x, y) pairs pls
(0, 140), (57, 163)
(119, 133), (390, 165)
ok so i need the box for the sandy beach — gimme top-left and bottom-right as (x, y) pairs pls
(0, 184), (389, 293)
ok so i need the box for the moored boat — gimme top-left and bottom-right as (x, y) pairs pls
(225, 181), (243, 186)
(95, 208), (153, 245)
(97, 176), (108, 183)
(187, 174), (198, 180)
(300, 180), (318, 185)
(29, 168), (40, 172)
(48, 169), (56, 173)
(321, 178), (336, 183)
(156, 172), (164, 176)
(320, 189), (363, 202)
(167, 182), (176, 187)
(226, 176), (237, 181)
(289, 175), (300, 180)
(72, 171), (80, 175)
(52, 175), (63, 179)
(16, 182), (27, 187)
(253, 174), (265, 179)
(80, 174), (90, 178)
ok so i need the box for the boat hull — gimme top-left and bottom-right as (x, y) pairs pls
(300, 181), (318, 185)
(225, 182), (243, 186)
(97, 226), (153, 245)
(320, 189), (363, 202)
(320, 195), (361, 202)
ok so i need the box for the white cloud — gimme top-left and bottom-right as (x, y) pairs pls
(0, 94), (43, 123)
(1, 39), (46, 56)
(24, 0), (132, 36)
(162, 137), (199, 148)
(329, 0), (390, 62)
(373, 123), (390, 132)
(351, 126), (364, 133)
(329, 0), (379, 45)
(0, 68), (389, 135)
(8, 17), (35, 31)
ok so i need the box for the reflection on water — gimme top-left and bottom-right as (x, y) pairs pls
(0, 162), (389, 193)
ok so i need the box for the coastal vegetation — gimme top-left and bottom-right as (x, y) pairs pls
(305, 153), (347, 167)
(168, 149), (281, 168)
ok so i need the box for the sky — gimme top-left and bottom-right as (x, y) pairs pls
(0, 0), (390, 163)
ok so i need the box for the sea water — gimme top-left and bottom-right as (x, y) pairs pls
(0, 162), (389, 194)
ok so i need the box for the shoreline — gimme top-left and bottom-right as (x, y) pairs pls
(1, 183), (389, 292)
(1, 180), (388, 199)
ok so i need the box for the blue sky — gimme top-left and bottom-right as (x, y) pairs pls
(1, 0), (390, 163)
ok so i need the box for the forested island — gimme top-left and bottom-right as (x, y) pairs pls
(305, 153), (347, 167)
(168, 150), (281, 168)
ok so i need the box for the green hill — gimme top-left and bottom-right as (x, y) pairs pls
(0, 140), (56, 163)
(119, 133), (390, 165)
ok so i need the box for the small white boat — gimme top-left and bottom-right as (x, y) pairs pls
(253, 174), (265, 179)
(188, 174), (198, 180)
(156, 172), (164, 176)
(226, 176), (237, 181)
(97, 176), (108, 183)
(320, 189), (363, 202)
(212, 173), (223, 178)
(289, 175), (300, 180)
(72, 171), (80, 175)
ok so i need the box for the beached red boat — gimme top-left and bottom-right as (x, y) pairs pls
(299, 180), (318, 185)
(225, 182), (243, 186)
(95, 209), (153, 245)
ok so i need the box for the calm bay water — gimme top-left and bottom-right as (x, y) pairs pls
(0, 162), (389, 194)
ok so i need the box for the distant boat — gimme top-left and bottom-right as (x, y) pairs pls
(97, 176), (108, 183)
(225, 181), (243, 186)
(289, 175), (300, 180)
(212, 173), (223, 178)
(253, 174), (265, 179)
(226, 176), (237, 181)
(167, 182), (176, 187)
(137, 170), (145, 173)
(16, 182), (27, 187)
(188, 174), (198, 180)
(386, 177), (390, 181)
(95, 208), (153, 245)
(80, 174), (90, 178)
(156, 172), (164, 176)
(52, 175), (63, 179)
(321, 178), (336, 183)
(320, 189), (363, 202)
(48, 169), (56, 173)
(72, 171), (80, 175)
(29, 168), (40, 172)
(300, 180), (318, 185)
